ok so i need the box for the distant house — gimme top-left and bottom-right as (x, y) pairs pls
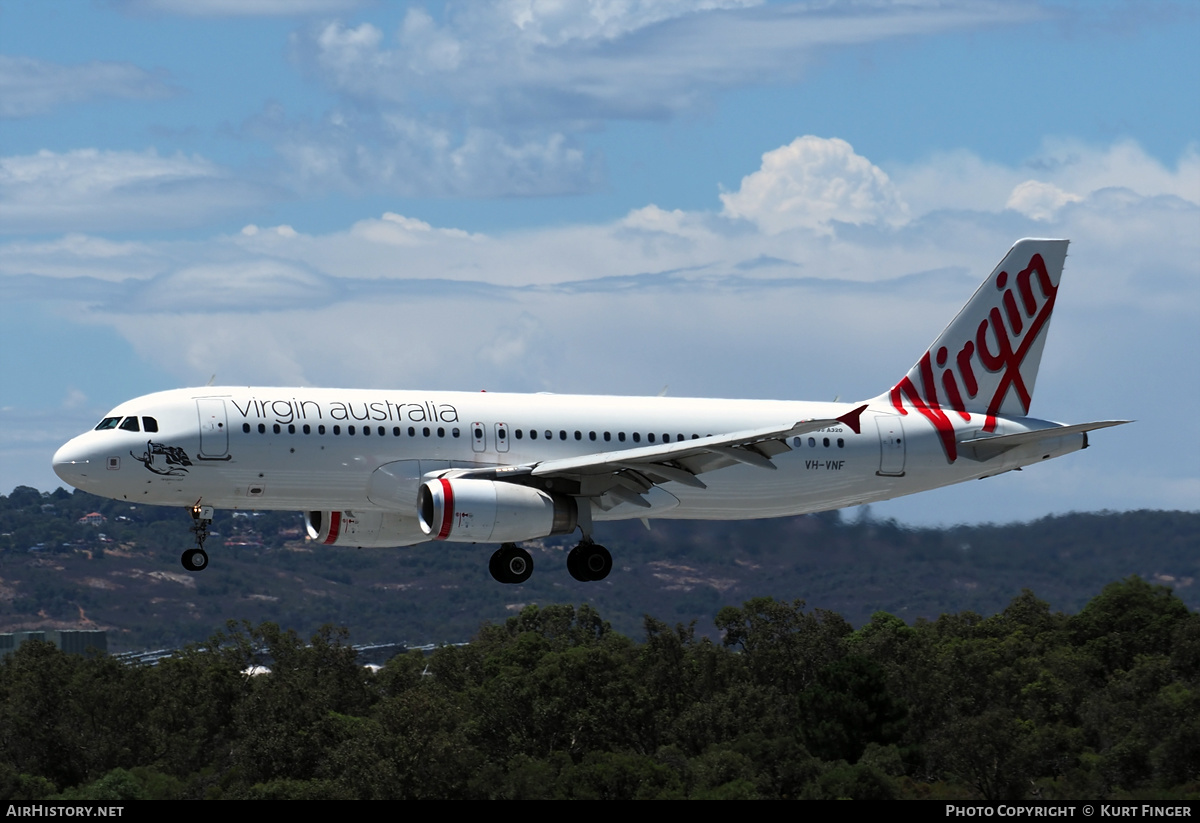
(77, 512), (107, 526)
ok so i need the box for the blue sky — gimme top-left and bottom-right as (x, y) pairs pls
(1, 0), (1197, 526)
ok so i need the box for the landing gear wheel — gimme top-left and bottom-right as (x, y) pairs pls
(489, 543), (533, 584)
(567, 543), (612, 582)
(181, 548), (209, 571)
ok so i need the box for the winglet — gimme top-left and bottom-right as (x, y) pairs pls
(837, 404), (867, 435)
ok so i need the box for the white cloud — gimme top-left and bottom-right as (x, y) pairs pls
(895, 139), (1200, 219)
(298, 4), (1034, 124)
(719, 136), (909, 234)
(0, 149), (272, 233)
(0, 56), (175, 118)
(117, 0), (368, 16)
(266, 107), (596, 197)
(1006, 180), (1083, 220)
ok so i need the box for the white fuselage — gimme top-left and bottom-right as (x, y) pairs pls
(52, 385), (1081, 534)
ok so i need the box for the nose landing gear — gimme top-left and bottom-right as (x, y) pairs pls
(181, 503), (213, 572)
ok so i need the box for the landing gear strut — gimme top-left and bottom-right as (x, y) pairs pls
(489, 542), (533, 584)
(182, 503), (213, 572)
(567, 539), (612, 582)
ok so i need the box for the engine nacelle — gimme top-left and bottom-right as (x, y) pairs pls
(418, 478), (577, 543)
(304, 510), (426, 548)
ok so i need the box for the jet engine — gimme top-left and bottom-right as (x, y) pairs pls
(418, 478), (577, 543)
(304, 510), (425, 548)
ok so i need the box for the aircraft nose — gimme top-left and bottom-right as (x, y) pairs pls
(53, 438), (94, 487)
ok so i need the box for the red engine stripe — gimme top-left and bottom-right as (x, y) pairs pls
(324, 511), (341, 545)
(436, 478), (454, 541)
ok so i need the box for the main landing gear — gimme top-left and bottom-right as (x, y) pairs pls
(181, 503), (213, 572)
(487, 539), (613, 584)
(489, 543), (534, 584)
(567, 539), (612, 582)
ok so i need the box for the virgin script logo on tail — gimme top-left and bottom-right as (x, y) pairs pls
(889, 253), (1059, 462)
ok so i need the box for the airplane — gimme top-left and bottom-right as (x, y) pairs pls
(52, 238), (1127, 584)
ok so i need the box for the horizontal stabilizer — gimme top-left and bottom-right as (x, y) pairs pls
(958, 420), (1130, 462)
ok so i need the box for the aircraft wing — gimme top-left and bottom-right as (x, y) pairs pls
(450, 405), (867, 509)
(957, 420), (1130, 462)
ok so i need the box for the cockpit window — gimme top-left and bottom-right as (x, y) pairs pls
(142, 417), (159, 433)
(119, 416), (140, 432)
(94, 417), (121, 431)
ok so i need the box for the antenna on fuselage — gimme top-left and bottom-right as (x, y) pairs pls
(206, 375), (216, 387)
(658, 385), (669, 397)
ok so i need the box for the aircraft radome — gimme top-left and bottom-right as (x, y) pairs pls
(53, 239), (1127, 584)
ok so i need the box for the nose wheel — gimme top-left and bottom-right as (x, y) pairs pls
(489, 543), (534, 584)
(181, 548), (209, 571)
(182, 503), (214, 572)
(567, 540), (612, 582)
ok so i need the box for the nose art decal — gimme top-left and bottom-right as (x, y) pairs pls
(131, 441), (193, 476)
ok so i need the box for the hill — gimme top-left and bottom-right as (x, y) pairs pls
(1, 485), (1196, 651)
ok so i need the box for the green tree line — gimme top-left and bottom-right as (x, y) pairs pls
(2, 578), (1197, 800)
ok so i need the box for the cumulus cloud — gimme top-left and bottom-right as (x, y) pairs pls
(0, 56), (175, 118)
(1006, 180), (1083, 220)
(719, 136), (909, 234)
(0, 149), (272, 233)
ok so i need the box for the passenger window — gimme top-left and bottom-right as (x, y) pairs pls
(633, 433), (641, 442)
(648, 433), (656, 443)
(244, 423), (252, 434)
(274, 424), (282, 434)
(808, 437), (816, 447)
(119, 416), (140, 432)
(823, 437), (830, 447)
(604, 432), (611, 442)
(288, 424), (296, 434)
(258, 423), (266, 434)
(94, 417), (121, 431)
(618, 432), (626, 442)
(319, 425), (326, 435)
(142, 417), (159, 433)
(837, 438), (844, 448)
(333, 425), (341, 435)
